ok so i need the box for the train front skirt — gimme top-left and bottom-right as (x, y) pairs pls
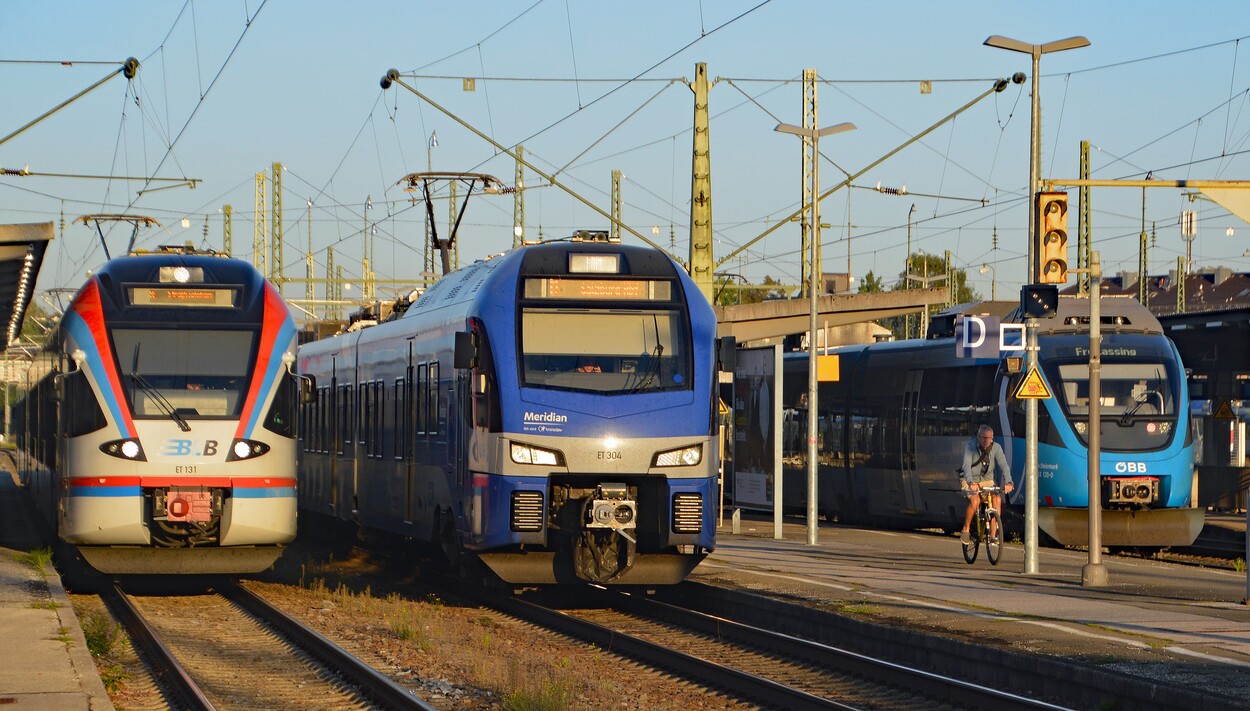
(1037, 507), (1204, 547)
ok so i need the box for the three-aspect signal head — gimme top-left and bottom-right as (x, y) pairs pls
(1036, 191), (1069, 284)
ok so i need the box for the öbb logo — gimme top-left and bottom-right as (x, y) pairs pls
(1114, 462), (1147, 474)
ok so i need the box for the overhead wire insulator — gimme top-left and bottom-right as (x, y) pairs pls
(874, 181), (908, 195)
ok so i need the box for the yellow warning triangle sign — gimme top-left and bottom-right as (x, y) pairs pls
(1013, 366), (1052, 400)
(1214, 400), (1235, 420)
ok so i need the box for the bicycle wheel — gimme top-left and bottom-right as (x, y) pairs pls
(961, 520), (980, 564)
(985, 508), (1002, 565)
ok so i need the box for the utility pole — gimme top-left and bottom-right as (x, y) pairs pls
(985, 34), (1089, 576)
(776, 110), (856, 547)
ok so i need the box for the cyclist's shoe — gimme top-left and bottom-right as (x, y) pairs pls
(960, 530), (971, 545)
(987, 535), (999, 544)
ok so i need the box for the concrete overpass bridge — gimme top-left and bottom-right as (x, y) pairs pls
(714, 286), (949, 343)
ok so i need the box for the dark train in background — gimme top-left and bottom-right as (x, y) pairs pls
(12, 246), (302, 578)
(297, 232), (724, 585)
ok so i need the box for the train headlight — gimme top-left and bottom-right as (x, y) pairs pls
(653, 444), (702, 467)
(226, 438), (270, 462)
(510, 441), (563, 466)
(100, 438), (147, 461)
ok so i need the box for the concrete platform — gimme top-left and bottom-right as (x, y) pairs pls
(0, 460), (113, 711)
(697, 511), (1250, 704)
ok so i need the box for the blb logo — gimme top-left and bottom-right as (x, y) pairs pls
(162, 439), (219, 456)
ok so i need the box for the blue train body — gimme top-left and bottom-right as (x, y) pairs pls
(298, 235), (720, 584)
(777, 296), (1202, 547)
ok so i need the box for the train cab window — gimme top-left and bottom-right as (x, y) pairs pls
(519, 308), (691, 394)
(110, 328), (254, 418)
(60, 369), (107, 437)
(262, 374), (296, 438)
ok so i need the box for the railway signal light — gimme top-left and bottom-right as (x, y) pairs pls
(1021, 284), (1059, 318)
(1036, 191), (1069, 284)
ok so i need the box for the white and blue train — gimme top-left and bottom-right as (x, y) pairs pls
(13, 246), (302, 577)
(297, 232), (723, 585)
(779, 295), (1203, 548)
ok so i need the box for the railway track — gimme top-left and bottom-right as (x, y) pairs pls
(100, 581), (436, 710)
(473, 586), (1066, 711)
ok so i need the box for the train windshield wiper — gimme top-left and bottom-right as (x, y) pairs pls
(130, 371), (191, 432)
(628, 314), (665, 393)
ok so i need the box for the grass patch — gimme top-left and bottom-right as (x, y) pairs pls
(501, 678), (574, 711)
(30, 599), (61, 611)
(18, 547), (53, 577)
(1234, 558), (1246, 573)
(80, 609), (121, 658)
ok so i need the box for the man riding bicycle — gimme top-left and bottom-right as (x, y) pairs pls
(959, 424), (1014, 545)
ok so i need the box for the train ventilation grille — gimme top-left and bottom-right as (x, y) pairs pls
(510, 491), (545, 532)
(671, 493), (703, 533)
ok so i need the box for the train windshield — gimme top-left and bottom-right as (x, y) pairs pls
(111, 328), (256, 418)
(519, 308), (691, 394)
(1052, 361), (1176, 417)
(1048, 359), (1179, 450)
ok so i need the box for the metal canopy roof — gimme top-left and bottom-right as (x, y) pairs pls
(0, 222), (52, 353)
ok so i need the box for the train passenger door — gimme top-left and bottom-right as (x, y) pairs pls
(899, 370), (923, 513)
(452, 365), (472, 539)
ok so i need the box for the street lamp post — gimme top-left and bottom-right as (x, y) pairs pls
(985, 34), (1089, 576)
(776, 119), (856, 546)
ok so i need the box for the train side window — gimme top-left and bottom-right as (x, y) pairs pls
(362, 382), (373, 457)
(337, 384), (351, 455)
(393, 378), (405, 460)
(416, 363), (428, 434)
(372, 379), (382, 457)
(428, 362), (440, 435)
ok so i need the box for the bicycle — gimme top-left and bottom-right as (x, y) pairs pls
(962, 484), (1003, 565)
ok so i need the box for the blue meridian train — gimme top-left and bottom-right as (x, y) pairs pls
(778, 295), (1203, 548)
(12, 246), (302, 577)
(297, 232), (723, 585)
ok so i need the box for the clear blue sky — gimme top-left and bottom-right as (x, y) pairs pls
(2, 1), (1248, 308)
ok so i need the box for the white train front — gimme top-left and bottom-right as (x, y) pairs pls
(13, 246), (302, 577)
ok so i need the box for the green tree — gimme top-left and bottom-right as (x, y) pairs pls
(881, 252), (981, 340)
(857, 270), (885, 294)
(713, 275), (792, 306)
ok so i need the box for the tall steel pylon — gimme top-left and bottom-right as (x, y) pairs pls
(513, 145), (526, 247)
(612, 170), (622, 242)
(687, 63), (713, 301)
(223, 204), (233, 256)
(254, 172), (266, 274)
(801, 68), (819, 298)
(1079, 141), (1091, 296)
(271, 162), (284, 291)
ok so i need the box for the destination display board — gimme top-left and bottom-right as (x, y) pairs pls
(129, 286), (236, 307)
(524, 277), (671, 301)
